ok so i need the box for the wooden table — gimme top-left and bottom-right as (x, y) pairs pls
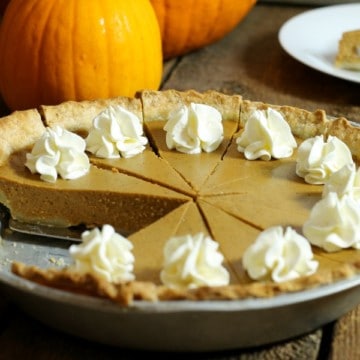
(1, 3), (360, 359)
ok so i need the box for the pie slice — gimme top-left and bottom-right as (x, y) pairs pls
(334, 30), (360, 70)
(144, 119), (238, 192)
(0, 149), (191, 234)
(129, 202), (192, 284)
(140, 89), (241, 191)
(130, 200), (238, 284)
(198, 199), (260, 284)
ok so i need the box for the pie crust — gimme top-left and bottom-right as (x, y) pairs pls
(2, 89), (360, 306)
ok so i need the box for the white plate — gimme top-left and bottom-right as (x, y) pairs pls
(1, 230), (360, 351)
(279, 4), (360, 83)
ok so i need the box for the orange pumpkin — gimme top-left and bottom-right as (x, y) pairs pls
(0, 0), (9, 15)
(0, 0), (163, 111)
(150, 0), (257, 60)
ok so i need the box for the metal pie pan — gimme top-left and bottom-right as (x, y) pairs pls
(0, 231), (360, 351)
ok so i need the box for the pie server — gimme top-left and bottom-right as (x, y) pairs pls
(0, 204), (82, 242)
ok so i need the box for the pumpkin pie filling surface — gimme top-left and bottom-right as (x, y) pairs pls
(2, 89), (360, 304)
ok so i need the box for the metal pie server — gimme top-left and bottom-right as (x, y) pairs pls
(0, 204), (82, 242)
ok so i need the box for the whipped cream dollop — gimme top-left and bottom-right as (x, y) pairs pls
(296, 135), (354, 185)
(242, 226), (318, 283)
(25, 125), (90, 183)
(86, 105), (148, 158)
(160, 233), (230, 289)
(163, 103), (224, 154)
(323, 163), (360, 201)
(303, 192), (360, 252)
(236, 108), (297, 160)
(69, 224), (135, 283)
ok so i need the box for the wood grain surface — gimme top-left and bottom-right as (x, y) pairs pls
(0, 3), (359, 359)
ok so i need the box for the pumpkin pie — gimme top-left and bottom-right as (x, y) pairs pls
(335, 29), (360, 70)
(3, 89), (360, 305)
